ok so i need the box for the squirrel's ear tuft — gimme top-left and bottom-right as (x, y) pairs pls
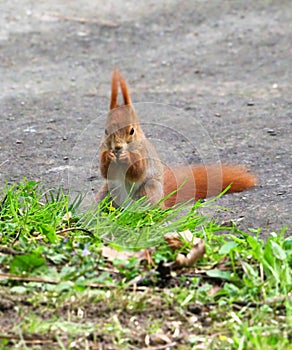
(110, 69), (119, 110)
(109, 69), (131, 110)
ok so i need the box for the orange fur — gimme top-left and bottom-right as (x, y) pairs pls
(125, 152), (147, 182)
(97, 70), (257, 207)
(163, 164), (257, 207)
(110, 69), (131, 109)
(99, 150), (113, 179)
(118, 71), (131, 105)
(110, 69), (119, 110)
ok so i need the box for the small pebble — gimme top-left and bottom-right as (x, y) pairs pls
(23, 127), (36, 133)
(87, 175), (98, 181)
(267, 129), (277, 136)
(77, 31), (88, 37)
(188, 304), (202, 315)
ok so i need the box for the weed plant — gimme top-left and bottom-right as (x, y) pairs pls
(0, 180), (291, 349)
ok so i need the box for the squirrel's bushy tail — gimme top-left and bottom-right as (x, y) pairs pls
(163, 164), (257, 207)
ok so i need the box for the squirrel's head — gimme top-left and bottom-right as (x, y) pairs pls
(103, 70), (144, 152)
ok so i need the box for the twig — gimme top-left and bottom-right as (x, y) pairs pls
(45, 12), (119, 27)
(12, 227), (22, 245)
(56, 227), (93, 235)
(97, 266), (120, 274)
(0, 272), (156, 292)
(182, 271), (240, 283)
(0, 160), (9, 168)
(207, 294), (291, 309)
(0, 334), (54, 344)
(0, 272), (58, 284)
(0, 246), (24, 255)
(262, 294), (291, 305)
(140, 342), (177, 350)
(86, 282), (152, 292)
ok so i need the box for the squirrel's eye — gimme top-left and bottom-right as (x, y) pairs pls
(105, 129), (108, 135)
(129, 127), (135, 135)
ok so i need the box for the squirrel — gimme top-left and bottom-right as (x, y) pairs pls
(96, 69), (256, 209)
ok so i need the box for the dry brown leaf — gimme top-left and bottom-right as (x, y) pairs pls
(172, 238), (205, 268)
(145, 333), (172, 346)
(170, 321), (181, 338)
(164, 230), (194, 250)
(102, 246), (153, 264)
(102, 246), (133, 261)
(62, 212), (72, 222)
(164, 231), (205, 268)
(207, 285), (221, 296)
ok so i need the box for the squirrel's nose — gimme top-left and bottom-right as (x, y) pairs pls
(114, 145), (123, 152)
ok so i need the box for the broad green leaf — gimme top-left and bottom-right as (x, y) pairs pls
(241, 261), (259, 279)
(10, 286), (27, 294)
(270, 241), (286, 261)
(10, 253), (46, 274)
(247, 235), (260, 250)
(219, 241), (238, 254)
(263, 243), (275, 267)
(206, 269), (232, 280)
(54, 281), (74, 293)
(197, 283), (213, 294)
(247, 235), (262, 260)
(47, 253), (67, 264)
(60, 265), (78, 279)
(283, 237), (292, 250)
(39, 223), (57, 243)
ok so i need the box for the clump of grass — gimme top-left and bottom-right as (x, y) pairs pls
(0, 180), (291, 349)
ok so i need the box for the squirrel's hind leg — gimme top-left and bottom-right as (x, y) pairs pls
(139, 179), (165, 208)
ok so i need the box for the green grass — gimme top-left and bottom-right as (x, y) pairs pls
(0, 180), (291, 349)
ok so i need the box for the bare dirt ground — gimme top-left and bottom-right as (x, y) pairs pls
(0, 0), (291, 233)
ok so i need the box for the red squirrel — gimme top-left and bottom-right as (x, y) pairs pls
(96, 70), (256, 208)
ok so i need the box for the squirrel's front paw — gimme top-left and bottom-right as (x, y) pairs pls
(117, 151), (131, 163)
(107, 150), (116, 162)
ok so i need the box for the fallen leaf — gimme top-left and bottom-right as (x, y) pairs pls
(102, 246), (136, 261)
(172, 238), (205, 268)
(102, 246), (153, 264)
(164, 230), (195, 250)
(207, 285), (221, 296)
(170, 321), (181, 338)
(62, 212), (72, 222)
(145, 332), (172, 346)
